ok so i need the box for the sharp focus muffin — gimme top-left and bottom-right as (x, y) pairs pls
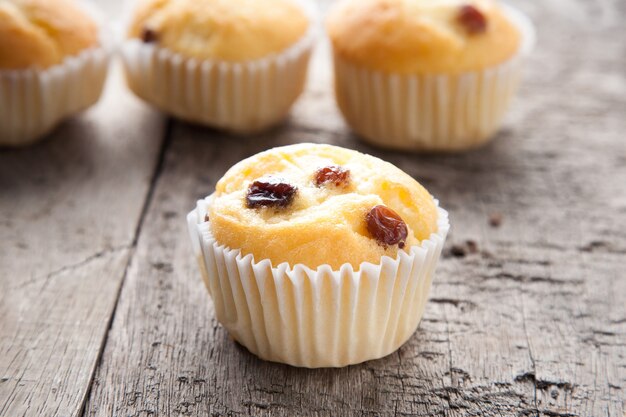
(187, 143), (450, 367)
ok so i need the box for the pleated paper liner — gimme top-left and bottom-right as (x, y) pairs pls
(332, 4), (536, 151)
(0, 4), (111, 147)
(187, 195), (450, 368)
(120, 0), (318, 133)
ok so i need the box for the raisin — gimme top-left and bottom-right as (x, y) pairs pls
(246, 177), (297, 209)
(204, 213), (210, 222)
(457, 5), (487, 35)
(366, 205), (408, 249)
(314, 165), (351, 188)
(465, 239), (479, 254)
(141, 27), (159, 43)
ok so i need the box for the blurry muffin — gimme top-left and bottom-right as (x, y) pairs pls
(327, 0), (535, 151)
(0, 0), (98, 69)
(123, 0), (316, 133)
(187, 143), (450, 367)
(328, 0), (520, 74)
(127, 0), (308, 62)
(0, 0), (109, 146)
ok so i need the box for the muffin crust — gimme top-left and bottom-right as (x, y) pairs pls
(128, 0), (309, 61)
(0, 0), (98, 69)
(327, 0), (521, 74)
(208, 143), (438, 269)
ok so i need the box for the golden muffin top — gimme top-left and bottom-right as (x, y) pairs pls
(128, 0), (310, 62)
(0, 0), (99, 70)
(208, 143), (439, 270)
(327, 0), (521, 74)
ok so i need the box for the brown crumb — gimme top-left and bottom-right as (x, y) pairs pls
(448, 239), (480, 258)
(204, 213), (210, 222)
(450, 244), (467, 258)
(466, 239), (479, 254)
(489, 212), (503, 227)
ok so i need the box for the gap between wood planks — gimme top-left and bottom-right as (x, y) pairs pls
(77, 119), (175, 417)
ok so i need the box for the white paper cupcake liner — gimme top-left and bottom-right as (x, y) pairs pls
(120, 0), (317, 133)
(0, 7), (111, 147)
(332, 4), (536, 151)
(187, 195), (450, 368)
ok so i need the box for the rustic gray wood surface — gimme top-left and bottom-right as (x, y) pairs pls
(0, 65), (166, 416)
(1, 0), (625, 416)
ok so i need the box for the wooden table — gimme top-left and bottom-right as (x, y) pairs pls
(1, 0), (625, 416)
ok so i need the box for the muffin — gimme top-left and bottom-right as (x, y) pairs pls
(0, 0), (110, 146)
(187, 143), (449, 367)
(123, 0), (316, 133)
(327, 0), (535, 151)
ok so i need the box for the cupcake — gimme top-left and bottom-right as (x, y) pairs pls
(123, 0), (316, 133)
(0, 0), (110, 146)
(187, 143), (449, 367)
(327, 0), (535, 151)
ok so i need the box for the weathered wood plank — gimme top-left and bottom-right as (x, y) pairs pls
(85, 0), (625, 416)
(0, 64), (166, 417)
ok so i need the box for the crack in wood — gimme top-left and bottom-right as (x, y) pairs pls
(77, 120), (174, 417)
(515, 372), (575, 392)
(429, 298), (478, 309)
(9, 245), (131, 291)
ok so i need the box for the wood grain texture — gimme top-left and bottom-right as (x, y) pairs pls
(84, 0), (626, 416)
(0, 65), (166, 417)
